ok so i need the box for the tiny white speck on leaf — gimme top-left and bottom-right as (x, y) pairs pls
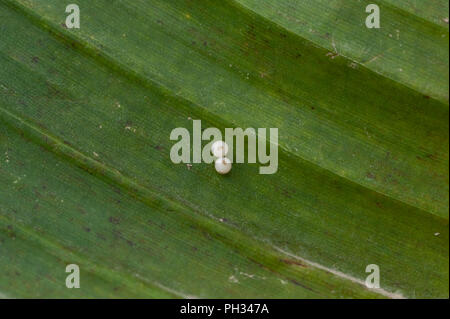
(228, 275), (239, 283)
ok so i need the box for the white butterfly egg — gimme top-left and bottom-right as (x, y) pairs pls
(214, 157), (232, 175)
(211, 140), (229, 158)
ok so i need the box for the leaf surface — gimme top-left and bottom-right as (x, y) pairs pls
(0, 0), (448, 298)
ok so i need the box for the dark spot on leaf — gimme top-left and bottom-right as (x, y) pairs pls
(289, 279), (314, 291)
(282, 189), (292, 198)
(366, 172), (376, 180)
(246, 25), (256, 39)
(109, 216), (120, 225)
(31, 56), (39, 64)
(8, 231), (16, 239)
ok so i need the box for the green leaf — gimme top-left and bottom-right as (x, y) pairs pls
(0, 0), (448, 298)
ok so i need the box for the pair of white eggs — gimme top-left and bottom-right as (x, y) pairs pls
(211, 141), (232, 174)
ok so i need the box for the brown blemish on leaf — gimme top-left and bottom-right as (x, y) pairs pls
(366, 172), (376, 180)
(6, 225), (16, 239)
(246, 25), (256, 40)
(63, 140), (73, 147)
(281, 258), (308, 268)
(109, 216), (120, 225)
